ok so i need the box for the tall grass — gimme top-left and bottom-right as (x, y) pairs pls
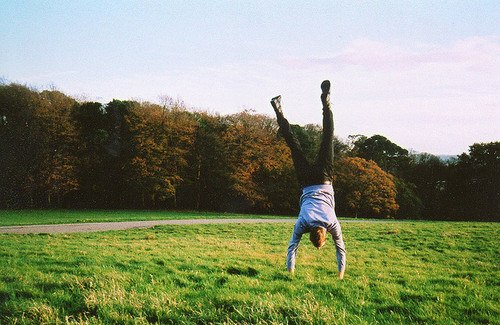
(1, 221), (498, 324)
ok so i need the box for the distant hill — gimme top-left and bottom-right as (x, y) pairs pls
(438, 155), (458, 162)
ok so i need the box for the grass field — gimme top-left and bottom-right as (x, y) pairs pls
(1, 219), (499, 324)
(0, 210), (288, 227)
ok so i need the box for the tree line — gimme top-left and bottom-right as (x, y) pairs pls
(1, 83), (498, 221)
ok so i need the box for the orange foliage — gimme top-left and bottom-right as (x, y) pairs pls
(125, 102), (197, 206)
(223, 110), (293, 211)
(334, 157), (399, 218)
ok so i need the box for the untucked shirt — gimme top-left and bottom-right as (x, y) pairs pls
(287, 184), (346, 272)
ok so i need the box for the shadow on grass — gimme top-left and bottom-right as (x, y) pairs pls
(271, 273), (293, 281)
(226, 267), (259, 277)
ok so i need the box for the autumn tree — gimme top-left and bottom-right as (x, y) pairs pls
(250, 116), (298, 214)
(124, 101), (197, 208)
(334, 157), (399, 218)
(32, 90), (79, 207)
(221, 111), (296, 212)
(1, 82), (497, 220)
(350, 134), (428, 218)
(0, 84), (79, 208)
(0, 84), (40, 207)
(177, 112), (233, 211)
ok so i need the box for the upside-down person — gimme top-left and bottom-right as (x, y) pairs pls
(270, 80), (346, 279)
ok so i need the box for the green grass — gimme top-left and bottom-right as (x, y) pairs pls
(1, 221), (499, 324)
(0, 210), (290, 226)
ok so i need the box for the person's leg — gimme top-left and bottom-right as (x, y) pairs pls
(271, 96), (311, 187)
(316, 80), (334, 182)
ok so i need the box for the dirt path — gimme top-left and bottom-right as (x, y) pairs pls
(0, 218), (298, 234)
(0, 218), (394, 234)
(0, 218), (391, 234)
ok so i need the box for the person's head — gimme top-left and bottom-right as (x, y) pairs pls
(309, 227), (327, 249)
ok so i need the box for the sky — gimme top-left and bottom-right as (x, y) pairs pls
(1, 1), (499, 155)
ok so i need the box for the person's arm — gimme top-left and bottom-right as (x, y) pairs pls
(329, 222), (346, 279)
(286, 222), (305, 273)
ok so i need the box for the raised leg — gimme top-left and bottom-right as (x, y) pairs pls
(271, 96), (311, 187)
(316, 81), (334, 182)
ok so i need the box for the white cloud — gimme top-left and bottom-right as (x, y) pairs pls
(285, 36), (499, 72)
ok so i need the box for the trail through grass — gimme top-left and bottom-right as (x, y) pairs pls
(1, 221), (498, 324)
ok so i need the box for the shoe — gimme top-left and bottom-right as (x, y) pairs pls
(270, 95), (283, 115)
(321, 80), (330, 94)
(321, 80), (331, 105)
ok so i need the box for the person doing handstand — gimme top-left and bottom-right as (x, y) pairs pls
(271, 80), (346, 279)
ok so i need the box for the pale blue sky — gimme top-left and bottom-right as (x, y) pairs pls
(1, 1), (499, 154)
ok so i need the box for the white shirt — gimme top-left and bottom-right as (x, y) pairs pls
(287, 184), (346, 272)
